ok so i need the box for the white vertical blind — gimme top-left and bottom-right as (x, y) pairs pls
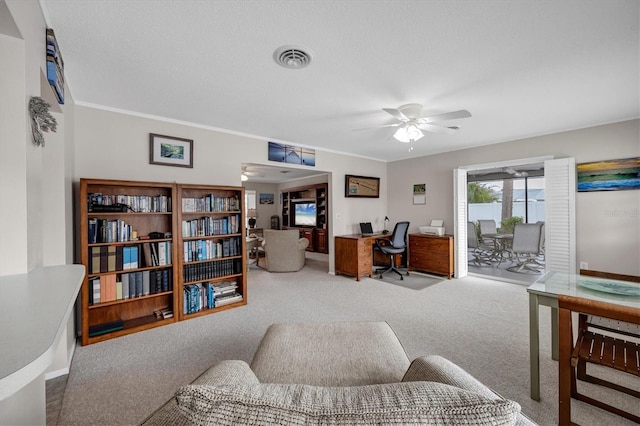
(544, 158), (576, 274)
(453, 168), (468, 278)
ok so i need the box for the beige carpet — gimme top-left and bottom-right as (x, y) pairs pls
(55, 254), (639, 425)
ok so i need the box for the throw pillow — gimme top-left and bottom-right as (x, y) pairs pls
(176, 381), (520, 425)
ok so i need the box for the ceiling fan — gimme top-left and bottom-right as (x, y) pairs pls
(378, 103), (472, 144)
(241, 165), (264, 181)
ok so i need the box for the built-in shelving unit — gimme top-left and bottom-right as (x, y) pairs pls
(280, 183), (328, 253)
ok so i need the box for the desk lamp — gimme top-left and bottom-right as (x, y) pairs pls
(383, 216), (390, 234)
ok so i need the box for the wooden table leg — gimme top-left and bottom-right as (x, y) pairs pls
(558, 306), (573, 425)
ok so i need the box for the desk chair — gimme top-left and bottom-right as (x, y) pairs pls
(375, 221), (409, 280)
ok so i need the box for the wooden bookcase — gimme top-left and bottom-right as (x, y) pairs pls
(280, 183), (328, 253)
(176, 184), (247, 321)
(79, 179), (247, 345)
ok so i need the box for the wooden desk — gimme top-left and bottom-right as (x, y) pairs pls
(335, 233), (395, 281)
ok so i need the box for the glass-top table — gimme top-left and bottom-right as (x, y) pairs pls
(527, 271), (640, 400)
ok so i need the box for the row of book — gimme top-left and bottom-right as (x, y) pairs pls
(89, 269), (172, 305)
(89, 242), (172, 274)
(88, 193), (171, 213)
(183, 281), (242, 314)
(183, 237), (241, 262)
(183, 259), (242, 283)
(182, 195), (240, 213)
(181, 214), (241, 237)
(88, 218), (135, 243)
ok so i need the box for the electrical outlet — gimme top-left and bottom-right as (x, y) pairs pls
(580, 261), (589, 270)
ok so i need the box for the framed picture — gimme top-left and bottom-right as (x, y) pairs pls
(345, 174), (380, 198)
(268, 142), (316, 167)
(149, 133), (193, 168)
(259, 193), (274, 204)
(577, 157), (640, 192)
(413, 183), (426, 205)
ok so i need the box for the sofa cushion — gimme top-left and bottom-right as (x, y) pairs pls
(175, 381), (521, 425)
(251, 322), (410, 386)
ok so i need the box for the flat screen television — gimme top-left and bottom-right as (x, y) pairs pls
(294, 202), (317, 227)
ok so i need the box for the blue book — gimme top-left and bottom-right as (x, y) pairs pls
(123, 246), (131, 270)
(131, 245), (139, 269)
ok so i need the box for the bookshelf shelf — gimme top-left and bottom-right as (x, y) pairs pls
(79, 178), (247, 345)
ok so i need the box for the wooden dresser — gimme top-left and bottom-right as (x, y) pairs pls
(408, 233), (454, 279)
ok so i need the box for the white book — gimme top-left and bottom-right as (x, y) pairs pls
(142, 270), (150, 296)
(158, 242), (167, 266)
(122, 274), (130, 299)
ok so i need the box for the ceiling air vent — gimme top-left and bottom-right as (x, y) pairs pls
(273, 45), (313, 69)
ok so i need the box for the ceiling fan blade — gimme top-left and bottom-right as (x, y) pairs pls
(382, 108), (409, 121)
(417, 123), (459, 134)
(421, 109), (471, 123)
(352, 123), (402, 131)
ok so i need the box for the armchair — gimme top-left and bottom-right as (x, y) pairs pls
(258, 229), (309, 272)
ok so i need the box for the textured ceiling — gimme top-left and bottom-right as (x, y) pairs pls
(41, 0), (639, 163)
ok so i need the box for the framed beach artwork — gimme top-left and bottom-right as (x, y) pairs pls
(149, 133), (193, 168)
(259, 193), (274, 204)
(577, 157), (640, 192)
(268, 142), (316, 167)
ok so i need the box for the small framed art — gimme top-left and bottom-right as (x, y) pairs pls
(149, 133), (193, 168)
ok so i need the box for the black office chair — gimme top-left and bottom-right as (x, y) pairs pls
(375, 221), (410, 280)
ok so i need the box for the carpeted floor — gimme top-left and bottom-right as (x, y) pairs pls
(52, 254), (638, 425)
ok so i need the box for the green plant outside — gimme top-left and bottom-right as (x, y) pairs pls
(500, 216), (524, 234)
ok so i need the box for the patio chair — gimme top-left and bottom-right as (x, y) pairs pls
(506, 223), (543, 273)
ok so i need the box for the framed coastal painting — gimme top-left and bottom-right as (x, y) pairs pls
(577, 157), (640, 192)
(149, 133), (193, 168)
(345, 174), (380, 198)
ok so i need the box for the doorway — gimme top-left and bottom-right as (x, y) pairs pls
(453, 157), (576, 284)
(240, 163), (331, 273)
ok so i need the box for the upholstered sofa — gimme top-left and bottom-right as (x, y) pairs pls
(257, 229), (309, 272)
(141, 321), (535, 425)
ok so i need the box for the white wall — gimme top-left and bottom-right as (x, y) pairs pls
(1, 0), (78, 421)
(388, 119), (640, 276)
(73, 105), (388, 273)
(242, 182), (279, 230)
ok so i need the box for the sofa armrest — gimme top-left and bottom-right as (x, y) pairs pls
(403, 356), (536, 426)
(297, 238), (309, 251)
(139, 361), (259, 425)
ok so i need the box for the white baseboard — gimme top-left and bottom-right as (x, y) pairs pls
(45, 337), (76, 381)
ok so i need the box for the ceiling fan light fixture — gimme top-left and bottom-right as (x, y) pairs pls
(393, 124), (424, 143)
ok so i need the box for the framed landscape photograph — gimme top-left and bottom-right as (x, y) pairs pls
(345, 174), (380, 198)
(149, 133), (193, 168)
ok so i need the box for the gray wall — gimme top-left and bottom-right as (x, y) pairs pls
(387, 119), (640, 276)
